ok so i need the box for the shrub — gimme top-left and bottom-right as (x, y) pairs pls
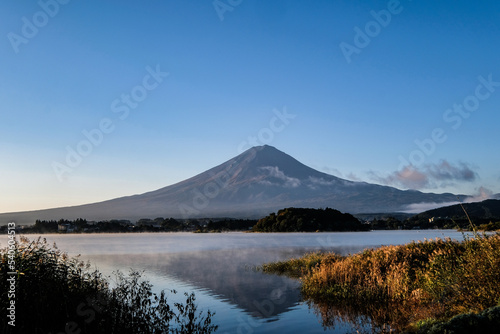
(0, 237), (217, 334)
(417, 305), (500, 334)
(261, 233), (500, 332)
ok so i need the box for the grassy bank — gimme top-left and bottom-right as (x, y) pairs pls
(0, 236), (217, 334)
(261, 233), (500, 332)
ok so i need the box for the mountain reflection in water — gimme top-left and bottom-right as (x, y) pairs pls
(85, 247), (344, 320)
(34, 231), (469, 333)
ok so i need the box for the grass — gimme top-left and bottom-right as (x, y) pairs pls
(259, 252), (328, 278)
(261, 231), (500, 332)
(414, 305), (500, 334)
(0, 236), (218, 334)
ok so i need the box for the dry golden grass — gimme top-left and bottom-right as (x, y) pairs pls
(262, 233), (500, 331)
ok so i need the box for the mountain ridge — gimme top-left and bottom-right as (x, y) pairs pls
(0, 145), (474, 225)
(410, 199), (500, 221)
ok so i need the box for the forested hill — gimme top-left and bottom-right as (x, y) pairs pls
(252, 207), (368, 232)
(407, 199), (500, 228)
(412, 199), (500, 220)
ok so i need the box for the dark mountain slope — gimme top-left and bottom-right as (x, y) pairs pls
(410, 199), (500, 221)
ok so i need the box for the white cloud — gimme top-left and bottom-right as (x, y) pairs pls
(402, 186), (495, 214)
(464, 186), (494, 203)
(369, 166), (429, 189)
(427, 161), (477, 182)
(308, 176), (337, 186)
(370, 160), (478, 190)
(320, 166), (343, 177)
(402, 201), (460, 213)
(259, 166), (301, 188)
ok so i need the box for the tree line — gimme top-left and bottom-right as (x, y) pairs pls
(3, 202), (499, 234)
(252, 207), (369, 232)
(2, 218), (258, 234)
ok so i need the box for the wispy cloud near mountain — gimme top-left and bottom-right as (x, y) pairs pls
(403, 201), (461, 214)
(465, 186), (494, 203)
(258, 166), (301, 188)
(0, 146), (472, 224)
(370, 160), (478, 190)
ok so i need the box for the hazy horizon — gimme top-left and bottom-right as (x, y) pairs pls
(2, 1), (499, 213)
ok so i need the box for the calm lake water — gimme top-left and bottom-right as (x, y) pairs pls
(11, 230), (471, 333)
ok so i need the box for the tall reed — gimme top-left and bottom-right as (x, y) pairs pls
(262, 232), (500, 331)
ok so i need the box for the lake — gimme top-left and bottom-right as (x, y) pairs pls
(10, 230), (471, 333)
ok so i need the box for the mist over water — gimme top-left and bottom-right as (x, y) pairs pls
(11, 231), (471, 333)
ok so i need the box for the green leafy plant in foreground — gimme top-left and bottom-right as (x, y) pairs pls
(0, 236), (217, 334)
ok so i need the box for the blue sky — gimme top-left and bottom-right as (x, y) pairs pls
(1, 0), (499, 213)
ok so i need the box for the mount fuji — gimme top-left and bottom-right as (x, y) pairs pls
(1, 145), (464, 224)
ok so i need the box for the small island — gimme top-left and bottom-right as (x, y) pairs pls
(252, 207), (369, 232)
